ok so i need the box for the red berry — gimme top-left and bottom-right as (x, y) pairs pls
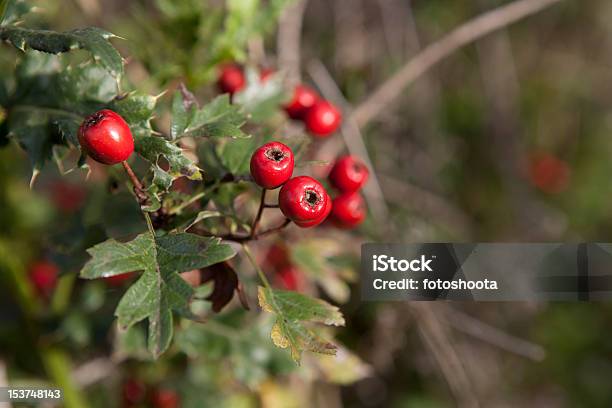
(250, 142), (294, 189)
(329, 155), (369, 192)
(279, 176), (330, 225)
(78, 109), (134, 165)
(284, 85), (319, 120)
(28, 260), (59, 296)
(122, 379), (146, 405)
(105, 272), (135, 287)
(49, 181), (87, 213)
(260, 68), (274, 82)
(276, 265), (302, 291)
(217, 64), (245, 95)
(265, 243), (290, 270)
(528, 153), (570, 194)
(150, 388), (180, 408)
(294, 194), (332, 228)
(304, 100), (342, 137)
(331, 192), (366, 228)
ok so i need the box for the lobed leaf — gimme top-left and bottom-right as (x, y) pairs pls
(80, 232), (236, 358)
(0, 26), (123, 77)
(258, 286), (345, 364)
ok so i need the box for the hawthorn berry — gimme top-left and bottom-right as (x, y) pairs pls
(78, 109), (134, 165)
(329, 155), (369, 192)
(279, 176), (330, 227)
(331, 191), (366, 228)
(260, 68), (274, 82)
(250, 142), (294, 189)
(304, 100), (342, 137)
(528, 153), (570, 194)
(28, 260), (59, 296)
(150, 388), (180, 408)
(276, 265), (303, 291)
(217, 64), (245, 95)
(284, 85), (319, 120)
(265, 243), (290, 270)
(293, 195), (331, 228)
(49, 181), (87, 213)
(105, 272), (135, 287)
(122, 379), (146, 406)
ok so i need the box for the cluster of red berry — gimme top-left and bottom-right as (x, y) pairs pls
(265, 243), (303, 292)
(122, 379), (179, 408)
(250, 141), (368, 229)
(217, 64), (342, 138)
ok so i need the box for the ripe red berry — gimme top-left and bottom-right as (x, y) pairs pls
(331, 192), (366, 228)
(276, 265), (303, 291)
(265, 243), (290, 270)
(28, 260), (59, 296)
(294, 195), (331, 228)
(260, 68), (274, 82)
(279, 176), (330, 226)
(304, 100), (342, 137)
(329, 155), (369, 192)
(78, 109), (134, 165)
(122, 379), (146, 405)
(105, 272), (135, 287)
(217, 64), (245, 95)
(250, 142), (294, 189)
(284, 85), (319, 120)
(150, 388), (180, 408)
(528, 153), (570, 194)
(49, 181), (87, 213)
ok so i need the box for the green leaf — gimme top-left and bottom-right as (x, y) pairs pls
(233, 68), (287, 122)
(0, 26), (123, 76)
(80, 232), (236, 358)
(172, 93), (249, 140)
(134, 134), (202, 192)
(0, 0), (32, 26)
(257, 286), (345, 364)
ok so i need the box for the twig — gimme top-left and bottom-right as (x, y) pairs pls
(214, 218), (292, 243)
(351, 0), (563, 127)
(443, 308), (545, 361)
(250, 189), (267, 239)
(121, 161), (143, 191)
(277, 0), (308, 85)
(307, 60), (390, 225)
(410, 303), (480, 408)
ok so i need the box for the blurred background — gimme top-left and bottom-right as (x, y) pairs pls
(2, 0), (612, 407)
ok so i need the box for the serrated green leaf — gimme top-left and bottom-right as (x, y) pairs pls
(173, 93), (248, 139)
(110, 92), (157, 125)
(80, 232), (236, 358)
(134, 134), (202, 191)
(170, 89), (196, 139)
(257, 286), (344, 364)
(0, 26), (123, 76)
(0, 0), (32, 26)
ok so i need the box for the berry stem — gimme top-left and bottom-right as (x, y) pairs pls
(121, 161), (144, 191)
(250, 189), (267, 239)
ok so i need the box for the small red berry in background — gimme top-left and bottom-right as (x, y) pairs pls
(279, 176), (330, 227)
(250, 142), (295, 189)
(304, 100), (342, 137)
(260, 67), (274, 82)
(528, 153), (570, 194)
(276, 265), (303, 291)
(180, 269), (202, 287)
(329, 155), (369, 192)
(265, 243), (290, 270)
(28, 260), (59, 296)
(78, 109), (134, 165)
(150, 388), (180, 408)
(284, 85), (319, 120)
(104, 272), (136, 287)
(331, 192), (366, 228)
(217, 64), (245, 95)
(49, 181), (87, 213)
(122, 379), (146, 406)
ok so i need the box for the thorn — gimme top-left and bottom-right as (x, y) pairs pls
(29, 169), (40, 189)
